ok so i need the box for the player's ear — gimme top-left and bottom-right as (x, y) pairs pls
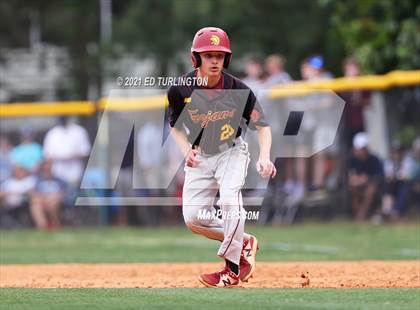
(191, 52), (201, 68)
(223, 53), (232, 69)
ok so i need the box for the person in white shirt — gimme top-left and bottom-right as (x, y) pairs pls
(43, 117), (91, 187)
(263, 54), (291, 87)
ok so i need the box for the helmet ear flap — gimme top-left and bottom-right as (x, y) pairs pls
(191, 52), (201, 68)
(223, 53), (232, 69)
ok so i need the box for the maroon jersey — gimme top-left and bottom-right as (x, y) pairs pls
(167, 70), (268, 154)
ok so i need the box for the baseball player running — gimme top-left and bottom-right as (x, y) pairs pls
(167, 27), (276, 288)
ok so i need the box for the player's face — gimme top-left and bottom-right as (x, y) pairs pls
(199, 52), (225, 77)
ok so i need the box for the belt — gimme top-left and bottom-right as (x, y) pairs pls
(195, 137), (243, 156)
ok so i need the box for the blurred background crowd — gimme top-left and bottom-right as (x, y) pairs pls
(0, 0), (419, 229)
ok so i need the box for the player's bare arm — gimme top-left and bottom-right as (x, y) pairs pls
(255, 125), (277, 179)
(170, 127), (201, 168)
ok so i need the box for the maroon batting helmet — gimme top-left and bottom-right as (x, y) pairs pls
(191, 27), (232, 69)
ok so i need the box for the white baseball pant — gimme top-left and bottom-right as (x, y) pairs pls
(182, 137), (251, 265)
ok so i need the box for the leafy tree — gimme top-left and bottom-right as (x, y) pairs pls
(325, 0), (420, 73)
(114, 0), (341, 78)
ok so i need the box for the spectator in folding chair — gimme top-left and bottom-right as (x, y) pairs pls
(379, 141), (412, 218)
(0, 165), (36, 228)
(348, 133), (384, 221)
(30, 160), (65, 230)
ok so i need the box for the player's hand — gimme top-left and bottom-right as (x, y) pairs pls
(256, 158), (276, 179)
(185, 149), (201, 168)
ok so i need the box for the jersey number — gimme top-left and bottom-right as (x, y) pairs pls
(220, 123), (235, 141)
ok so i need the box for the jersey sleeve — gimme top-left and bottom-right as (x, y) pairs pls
(242, 90), (269, 131)
(167, 86), (185, 130)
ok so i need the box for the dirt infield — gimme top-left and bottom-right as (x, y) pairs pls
(1, 261), (419, 288)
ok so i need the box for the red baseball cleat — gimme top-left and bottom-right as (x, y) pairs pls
(198, 265), (240, 288)
(239, 235), (259, 282)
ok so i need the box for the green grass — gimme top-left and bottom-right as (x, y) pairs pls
(0, 222), (419, 263)
(1, 288), (419, 310)
(1, 223), (419, 309)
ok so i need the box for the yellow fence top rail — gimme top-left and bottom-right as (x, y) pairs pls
(268, 70), (420, 99)
(0, 101), (95, 118)
(0, 70), (419, 118)
(97, 95), (167, 111)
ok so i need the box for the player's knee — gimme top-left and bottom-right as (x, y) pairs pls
(183, 208), (201, 228)
(183, 210), (194, 225)
(184, 221), (202, 235)
(183, 214), (204, 236)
